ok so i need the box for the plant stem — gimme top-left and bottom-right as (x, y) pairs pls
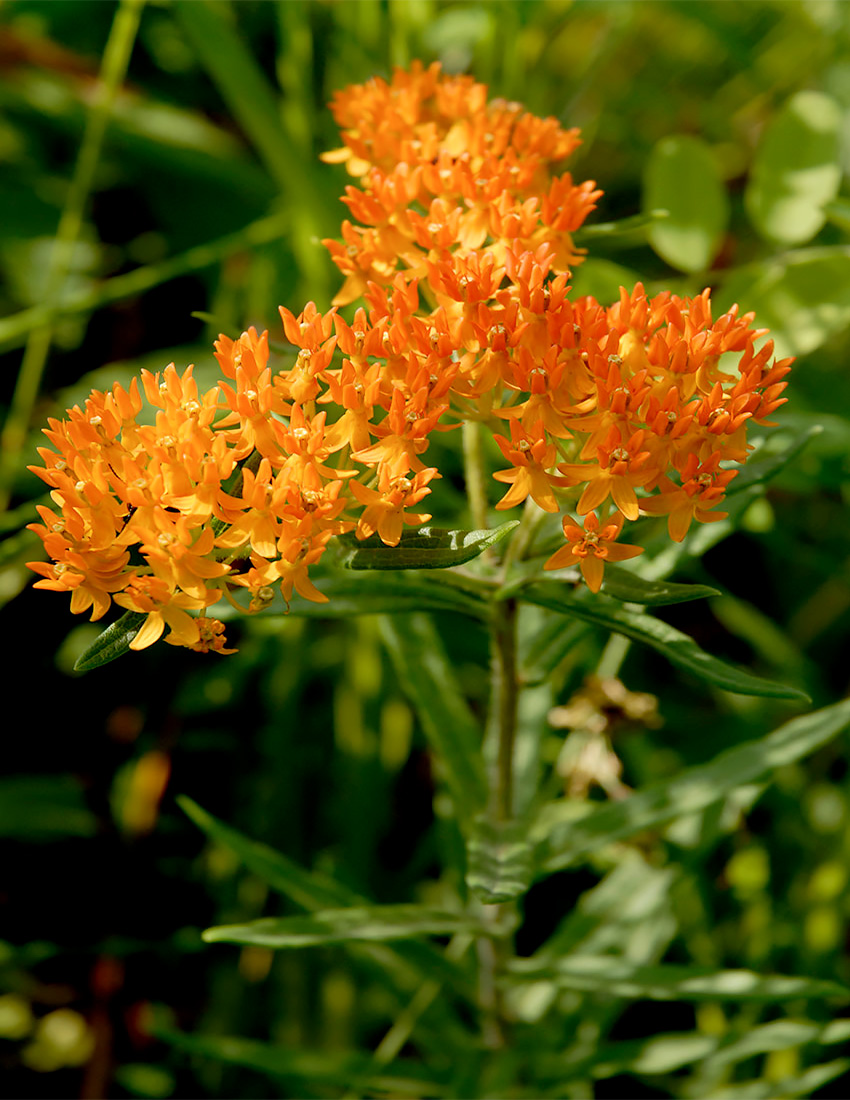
(462, 418), (490, 533)
(489, 596), (519, 822)
(0, 0), (146, 513)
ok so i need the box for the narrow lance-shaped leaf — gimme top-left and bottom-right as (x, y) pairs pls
(261, 571), (489, 620)
(537, 697), (850, 872)
(152, 1025), (442, 1096)
(74, 609), (145, 672)
(202, 905), (500, 948)
(507, 956), (850, 1003)
(594, 564), (720, 606)
(380, 614), (488, 825)
(179, 796), (358, 910)
(499, 580), (808, 701)
(335, 522), (518, 570)
(180, 798), (476, 1000)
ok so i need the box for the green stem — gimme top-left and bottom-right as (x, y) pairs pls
(462, 418), (490, 533)
(489, 597), (519, 822)
(0, 0), (146, 513)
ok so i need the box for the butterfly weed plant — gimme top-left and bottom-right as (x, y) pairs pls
(23, 58), (850, 1097)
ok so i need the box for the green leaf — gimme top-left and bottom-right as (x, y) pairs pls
(266, 571), (489, 620)
(746, 91), (842, 245)
(179, 798), (475, 999)
(466, 817), (535, 904)
(567, 258), (643, 306)
(644, 135), (730, 272)
(574, 209), (670, 244)
(499, 580), (808, 701)
(178, 796), (358, 910)
(380, 614), (488, 825)
(335, 522), (518, 570)
(598, 565), (720, 606)
(202, 905), (495, 948)
(727, 425), (822, 496)
(152, 1025), (442, 1096)
(73, 610), (145, 672)
(508, 956), (850, 1002)
(0, 775), (97, 839)
(716, 246), (850, 359)
(537, 698), (850, 872)
(706, 1059), (850, 1100)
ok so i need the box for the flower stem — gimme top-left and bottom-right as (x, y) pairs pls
(462, 418), (490, 533)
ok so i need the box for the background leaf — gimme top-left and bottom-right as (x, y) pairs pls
(745, 90), (843, 245)
(644, 135), (730, 272)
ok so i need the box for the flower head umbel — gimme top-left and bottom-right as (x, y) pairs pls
(28, 62), (792, 654)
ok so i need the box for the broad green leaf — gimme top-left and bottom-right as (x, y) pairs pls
(466, 817), (535, 903)
(380, 614), (488, 824)
(203, 905), (496, 948)
(716, 246), (850, 358)
(746, 91), (842, 245)
(0, 775), (97, 839)
(567, 258), (643, 306)
(153, 1025), (442, 1096)
(74, 610), (145, 672)
(644, 135), (729, 272)
(499, 580), (808, 701)
(508, 956), (850, 1002)
(598, 564), (720, 606)
(536, 698), (850, 872)
(335, 522), (518, 570)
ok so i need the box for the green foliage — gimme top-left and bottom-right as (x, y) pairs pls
(3, 1), (850, 1098)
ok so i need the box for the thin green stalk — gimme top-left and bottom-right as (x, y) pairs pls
(0, 210), (292, 353)
(462, 418), (490, 534)
(489, 596), (519, 822)
(0, 0), (146, 513)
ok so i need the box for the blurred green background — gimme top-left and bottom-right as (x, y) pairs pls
(1, 1), (850, 1097)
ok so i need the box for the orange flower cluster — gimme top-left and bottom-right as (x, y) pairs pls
(28, 62), (791, 651)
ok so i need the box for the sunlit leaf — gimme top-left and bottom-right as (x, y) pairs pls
(537, 698), (850, 872)
(466, 817), (535, 903)
(73, 610), (145, 672)
(644, 135), (729, 272)
(508, 956), (850, 1002)
(716, 246), (850, 359)
(746, 91), (842, 245)
(335, 522), (518, 570)
(380, 614), (488, 824)
(203, 906), (496, 947)
(498, 580), (808, 700)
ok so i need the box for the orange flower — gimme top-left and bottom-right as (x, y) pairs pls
(544, 512), (644, 592)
